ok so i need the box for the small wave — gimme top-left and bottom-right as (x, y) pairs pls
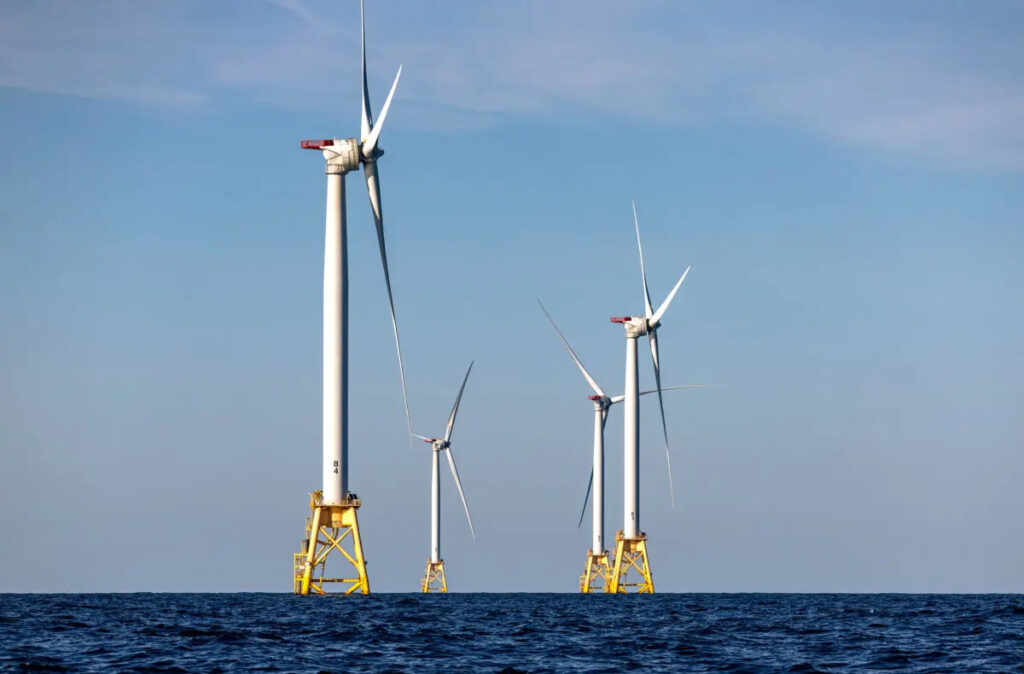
(786, 664), (825, 673)
(16, 662), (68, 672)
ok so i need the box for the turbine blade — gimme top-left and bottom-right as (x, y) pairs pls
(640, 384), (716, 395)
(412, 433), (433, 443)
(633, 201), (654, 319)
(444, 361), (474, 444)
(577, 468), (593, 529)
(363, 65), (401, 157)
(649, 330), (675, 507)
(652, 266), (690, 324)
(445, 447), (475, 538)
(537, 300), (606, 397)
(363, 161), (413, 446)
(359, 0), (373, 143)
(609, 384), (715, 404)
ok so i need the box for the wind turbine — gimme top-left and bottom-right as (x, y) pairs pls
(539, 301), (706, 593)
(413, 363), (476, 593)
(608, 203), (691, 594)
(295, 0), (410, 596)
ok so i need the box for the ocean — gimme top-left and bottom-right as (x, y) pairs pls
(0, 593), (1020, 672)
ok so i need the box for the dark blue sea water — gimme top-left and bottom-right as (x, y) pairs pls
(0, 594), (1021, 672)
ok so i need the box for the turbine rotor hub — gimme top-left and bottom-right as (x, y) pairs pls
(611, 316), (648, 338)
(360, 142), (384, 162)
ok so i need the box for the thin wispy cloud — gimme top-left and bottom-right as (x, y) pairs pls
(1, 0), (1021, 169)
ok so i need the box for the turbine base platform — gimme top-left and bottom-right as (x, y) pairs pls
(608, 530), (654, 593)
(579, 550), (611, 593)
(293, 491), (370, 595)
(421, 560), (447, 593)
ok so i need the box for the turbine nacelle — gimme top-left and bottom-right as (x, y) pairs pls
(610, 315), (651, 338)
(587, 394), (612, 410)
(301, 138), (362, 174)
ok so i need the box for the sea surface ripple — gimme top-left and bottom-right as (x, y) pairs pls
(0, 593), (1021, 672)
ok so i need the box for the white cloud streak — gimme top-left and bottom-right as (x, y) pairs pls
(1, 0), (1021, 169)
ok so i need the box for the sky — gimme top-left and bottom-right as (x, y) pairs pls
(1, 0), (1022, 593)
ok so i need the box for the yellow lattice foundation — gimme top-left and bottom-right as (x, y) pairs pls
(579, 551), (611, 593)
(608, 530), (654, 594)
(421, 560), (447, 593)
(293, 491), (370, 595)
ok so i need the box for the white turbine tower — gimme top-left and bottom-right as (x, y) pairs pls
(608, 203), (691, 594)
(539, 301), (705, 593)
(413, 362), (476, 593)
(295, 0), (411, 596)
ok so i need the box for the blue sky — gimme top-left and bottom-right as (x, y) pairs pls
(1, 0), (1022, 592)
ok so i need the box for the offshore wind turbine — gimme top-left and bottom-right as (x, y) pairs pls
(539, 301), (705, 593)
(608, 203), (691, 593)
(413, 363), (476, 593)
(294, 0), (411, 596)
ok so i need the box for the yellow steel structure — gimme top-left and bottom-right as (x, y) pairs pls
(579, 551), (611, 593)
(608, 530), (654, 593)
(293, 491), (370, 595)
(421, 560), (447, 593)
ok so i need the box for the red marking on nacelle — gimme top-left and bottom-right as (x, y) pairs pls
(422, 437), (435, 443)
(300, 139), (334, 149)
(610, 316), (631, 323)
(588, 395), (603, 401)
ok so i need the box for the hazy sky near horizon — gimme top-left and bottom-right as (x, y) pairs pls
(1, 0), (1022, 593)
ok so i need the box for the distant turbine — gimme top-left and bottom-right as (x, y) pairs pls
(414, 362), (476, 593)
(608, 202), (692, 594)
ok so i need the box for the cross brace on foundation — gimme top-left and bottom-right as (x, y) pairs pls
(579, 550), (611, 593)
(608, 530), (654, 593)
(294, 491), (370, 595)
(421, 560), (447, 593)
